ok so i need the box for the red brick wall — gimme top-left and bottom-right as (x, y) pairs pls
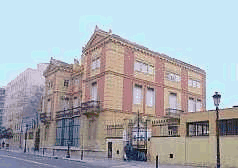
(181, 68), (188, 112)
(122, 47), (134, 113)
(155, 57), (165, 116)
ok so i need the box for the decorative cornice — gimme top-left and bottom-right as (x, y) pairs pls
(82, 27), (206, 75)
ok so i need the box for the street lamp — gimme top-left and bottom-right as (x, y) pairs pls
(24, 124), (28, 153)
(213, 92), (221, 168)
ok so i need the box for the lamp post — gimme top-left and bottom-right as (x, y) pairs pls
(213, 92), (221, 168)
(24, 124), (28, 153)
(145, 118), (150, 162)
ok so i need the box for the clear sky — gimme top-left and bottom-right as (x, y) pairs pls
(0, 0), (237, 110)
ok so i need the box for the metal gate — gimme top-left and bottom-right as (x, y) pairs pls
(108, 142), (112, 158)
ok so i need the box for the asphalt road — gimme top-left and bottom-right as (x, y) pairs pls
(0, 150), (106, 168)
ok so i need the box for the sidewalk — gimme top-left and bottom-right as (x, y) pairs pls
(3, 148), (195, 168)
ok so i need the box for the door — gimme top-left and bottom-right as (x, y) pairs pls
(34, 128), (40, 151)
(108, 142), (112, 158)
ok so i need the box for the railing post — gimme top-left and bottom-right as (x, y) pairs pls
(43, 148), (44, 156)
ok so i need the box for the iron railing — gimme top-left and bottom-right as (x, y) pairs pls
(165, 108), (184, 118)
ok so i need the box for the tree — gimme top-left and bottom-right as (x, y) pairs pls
(0, 127), (13, 139)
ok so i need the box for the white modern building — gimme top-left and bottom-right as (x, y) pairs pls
(3, 63), (48, 145)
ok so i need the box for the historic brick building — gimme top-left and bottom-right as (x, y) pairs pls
(40, 26), (206, 159)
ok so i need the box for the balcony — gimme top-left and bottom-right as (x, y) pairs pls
(165, 108), (184, 118)
(55, 100), (101, 119)
(40, 113), (51, 124)
(81, 100), (101, 117)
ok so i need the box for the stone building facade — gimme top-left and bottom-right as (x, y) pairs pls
(40, 26), (206, 160)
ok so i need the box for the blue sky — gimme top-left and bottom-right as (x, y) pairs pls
(0, 0), (237, 110)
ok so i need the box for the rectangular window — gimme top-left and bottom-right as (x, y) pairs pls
(197, 81), (200, 88)
(188, 98), (195, 112)
(64, 80), (69, 87)
(187, 121), (209, 136)
(167, 72), (181, 82)
(219, 119), (238, 136)
(196, 99), (202, 112)
(134, 61), (154, 75)
(134, 61), (141, 71)
(91, 82), (97, 101)
(192, 81), (197, 87)
(188, 79), (193, 87)
(133, 84), (142, 104)
(56, 118), (80, 147)
(148, 65), (154, 74)
(47, 101), (51, 113)
(146, 88), (155, 106)
(169, 93), (177, 111)
(92, 58), (100, 70)
(188, 79), (200, 88)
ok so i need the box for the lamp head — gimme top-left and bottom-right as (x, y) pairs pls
(212, 92), (221, 108)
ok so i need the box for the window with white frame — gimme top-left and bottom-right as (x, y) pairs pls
(188, 79), (200, 88)
(188, 98), (202, 112)
(169, 93), (177, 111)
(167, 72), (181, 82)
(146, 88), (155, 106)
(188, 97), (196, 112)
(74, 79), (80, 85)
(134, 61), (154, 75)
(196, 99), (202, 112)
(92, 58), (100, 70)
(47, 99), (51, 113)
(62, 97), (70, 110)
(133, 84), (142, 104)
(91, 82), (97, 101)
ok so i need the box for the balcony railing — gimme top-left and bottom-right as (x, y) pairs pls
(165, 108), (184, 118)
(55, 100), (101, 120)
(40, 113), (51, 123)
(81, 100), (101, 116)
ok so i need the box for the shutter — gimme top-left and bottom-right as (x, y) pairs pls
(192, 81), (197, 87)
(188, 98), (195, 112)
(188, 80), (193, 87)
(169, 93), (177, 110)
(146, 88), (154, 106)
(97, 59), (100, 68)
(134, 61), (140, 71)
(91, 83), (97, 101)
(197, 81), (200, 88)
(142, 63), (147, 73)
(196, 99), (201, 111)
(133, 85), (142, 104)
(148, 65), (153, 74)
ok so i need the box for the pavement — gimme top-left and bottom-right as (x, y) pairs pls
(0, 148), (195, 168)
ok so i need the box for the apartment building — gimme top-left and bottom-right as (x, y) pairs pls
(4, 63), (48, 148)
(0, 87), (5, 128)
(40, 26), (206, 160)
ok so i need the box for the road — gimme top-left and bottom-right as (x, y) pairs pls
(0, 150), (106, 168)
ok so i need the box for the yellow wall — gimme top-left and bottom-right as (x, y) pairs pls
(104, 74), (123, 110)
(150, 108), (238, 167)
(105, 42), (124, 74)
(164, 62), (181, 90)
(134, 51), (155, 82)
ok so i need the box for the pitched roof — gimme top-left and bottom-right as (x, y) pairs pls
(86, 26), (205, 74)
